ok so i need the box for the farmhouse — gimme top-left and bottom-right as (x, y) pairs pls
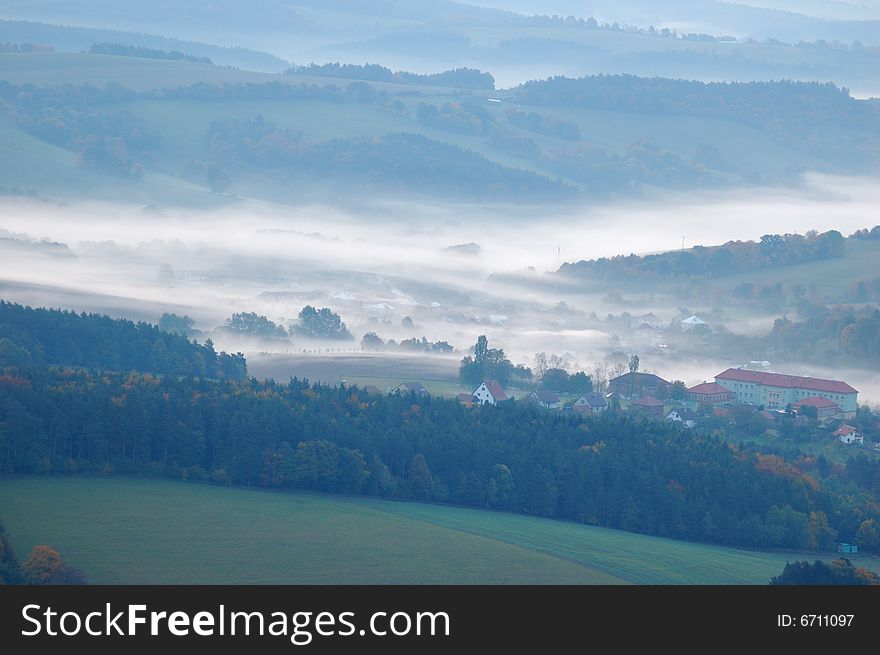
(638, 312), (663, 330)
(391, 381), (429, 397)
(833, 425), (864, 445)
(686, 382), (734, 408)
(457, 392), (475, 407)
(666, 408), (698, 428)
(630, 395), (664, 416)
(573, 392), (607, 414)
(609, 372), (670, 398)
(472, 379), (508, 405)
(792, 396), (841, 420)
(528, 390), (561, 410)
(714, 368), (857, 418)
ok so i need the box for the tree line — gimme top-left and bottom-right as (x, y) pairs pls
(286, 63), (495, 90)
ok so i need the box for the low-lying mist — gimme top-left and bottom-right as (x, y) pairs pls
(2, 171), (878, 402)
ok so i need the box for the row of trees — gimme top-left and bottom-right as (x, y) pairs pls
(286, 63), (495, 90)
(89, 43), (212, 64)
(361, 333), (454, 354)
(218, 307), (353, 341)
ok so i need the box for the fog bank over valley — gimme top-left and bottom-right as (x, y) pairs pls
(2, 171), (878, 402)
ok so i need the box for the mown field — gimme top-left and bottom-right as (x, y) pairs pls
(4, 476), (872, 585)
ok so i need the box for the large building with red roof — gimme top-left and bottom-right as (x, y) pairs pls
(714, 368), (857, 418)
(686, 382), (735, 407)
(792, 396), (842, 420)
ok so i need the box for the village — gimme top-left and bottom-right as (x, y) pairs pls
(391, 365), (875, 451)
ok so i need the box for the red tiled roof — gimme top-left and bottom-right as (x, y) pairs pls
(793, 396), (840, 410)
(482, 379), (508, 401)
(687, 382), (733, 396)
(632, 395), (664, 407)
(715, 368), (857, 394)
(458, 393), (474, 402)
(833, 425), (859, 437)
(758, 410), (776, 421)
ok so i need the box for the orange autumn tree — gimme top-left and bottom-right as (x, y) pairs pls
(23, 545), (86, 585)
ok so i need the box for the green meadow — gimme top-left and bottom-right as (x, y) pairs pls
(4, 476), (871, 585)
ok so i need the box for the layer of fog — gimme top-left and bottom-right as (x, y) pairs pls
(1, 172), (878, 401)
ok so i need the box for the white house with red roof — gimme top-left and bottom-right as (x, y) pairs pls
(714, 368), (858, 418)
(833, 425), (864, 445)
(472, 380), (508, 406)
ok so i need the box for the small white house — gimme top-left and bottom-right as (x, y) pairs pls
(833, 425), (864, 445)
(473, 380), (508, 406)
(528, 390), (561, 410)
(573, 392), (607, 414)
(666, 408), (698, 428)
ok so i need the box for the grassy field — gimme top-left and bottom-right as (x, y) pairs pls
(247, 353), (538, 399)
(3, 476), (873, 584)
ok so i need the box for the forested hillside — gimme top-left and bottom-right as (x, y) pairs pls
(0, 301), (246, 378)
(2, 301), (879, 553)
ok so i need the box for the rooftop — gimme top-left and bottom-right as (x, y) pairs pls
(715, 368), (857, 394)
(632, 395), (664, 407)
(687, 382), (734, 396)
(610, 371), (670, 386)
(480, 379), (508, 401)
(531, 390), (560, 403)
(577, 392), (607, 407)
(793, 396), (840, 410)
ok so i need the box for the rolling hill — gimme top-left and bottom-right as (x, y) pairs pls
(2, 476), (864, 584)
(1, 51), (876, 204)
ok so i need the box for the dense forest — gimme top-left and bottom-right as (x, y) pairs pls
(2, 303), (880, 553)
(558, 229), (847, 282)
(770, 558), (879, 585)
(0, 301), (246, 379)
(766, 307), (880, 368)
(3, 364), (880, 552)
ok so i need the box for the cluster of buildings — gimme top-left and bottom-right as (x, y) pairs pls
(602, 368), (863, 445)
(392, 366), (868, 447)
